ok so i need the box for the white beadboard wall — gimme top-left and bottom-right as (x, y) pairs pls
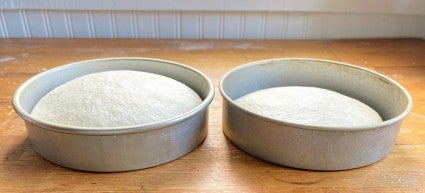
(1, 0), (425, 39)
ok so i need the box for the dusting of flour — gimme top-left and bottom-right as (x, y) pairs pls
(31, 70), (202, 128)
(235, 86), (382, 127)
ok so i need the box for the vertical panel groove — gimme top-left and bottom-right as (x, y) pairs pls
(196, 12), (199, 39)
(260, 12), (266, 39)
(302, 13), (309, 39)
(8, 0), (14, 8)
(383, 15), (389, 37)
(219, 11), (224, 39)
(402, 16), (412, 37)
(321, 14), (329, 39)
(110, 11), (117, 38)
(401, 16), (408, 37)
(20, 10), (30, 37)
(0, 10), (9, 37)
(64, 10), (73, 37)
(305, 14), (310, 39)
(175, 12), (181, 38)
(281, 13), (287, 38)
(0, 12), (4, 37)
(42, 10), (52, 37)
(239, 12), (245, 39)
(153, 11), (159, 39)
(87, 11), (95, 38)
(131, 11), (138, 38)
(197, 12), (203, 39)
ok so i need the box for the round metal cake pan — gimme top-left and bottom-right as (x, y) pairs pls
(220, 58), (412, 171)
(12, 58), (214, 172)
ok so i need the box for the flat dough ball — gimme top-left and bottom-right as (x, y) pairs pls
(235, 86), (382, 127)
(31, 70), (202, 128)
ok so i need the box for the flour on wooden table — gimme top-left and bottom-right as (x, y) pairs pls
(235, 86), (382, 127)
(31, 70), (202, 128)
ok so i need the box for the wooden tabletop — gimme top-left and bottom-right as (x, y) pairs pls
(1, 38), (424, 192)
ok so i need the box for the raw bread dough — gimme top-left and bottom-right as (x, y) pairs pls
(31, 70), (202, 128)
(234, 86), (382, 127)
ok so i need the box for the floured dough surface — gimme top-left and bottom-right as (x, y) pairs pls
(234, 86), (382, 127)
(31, 70), (202, 128)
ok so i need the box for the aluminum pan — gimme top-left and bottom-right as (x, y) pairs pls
(12, 58), (214, 172)
(219, 58), (412, 170)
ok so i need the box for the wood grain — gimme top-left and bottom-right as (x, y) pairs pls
(0, 38), (424, 192)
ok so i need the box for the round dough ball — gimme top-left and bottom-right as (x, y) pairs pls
(234, 86), (382, 127)
(31, 70), (202, 128)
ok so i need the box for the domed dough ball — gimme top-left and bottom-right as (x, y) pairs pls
(235, 86), (382, 127)
(31, 70), (202, 128)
